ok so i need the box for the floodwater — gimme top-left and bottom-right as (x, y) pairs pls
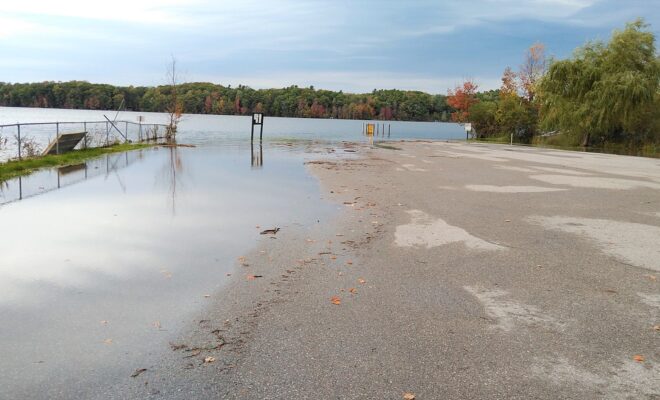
(0, 106), (463, 398)
(0, 106), (465, 161)
(0, 141), (339, 398)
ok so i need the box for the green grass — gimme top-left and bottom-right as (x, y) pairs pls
(0, 143), (154, 182)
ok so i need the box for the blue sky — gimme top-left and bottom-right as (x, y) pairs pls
(1, 0), (658, 93)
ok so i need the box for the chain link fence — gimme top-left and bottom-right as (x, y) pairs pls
(0, 120), (168, 163)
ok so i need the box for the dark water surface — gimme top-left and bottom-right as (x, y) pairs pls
(0, 141), (339, 398)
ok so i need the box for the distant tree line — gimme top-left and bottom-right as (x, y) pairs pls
(0, 82), (454, 122)
(449, 19), (659, 148)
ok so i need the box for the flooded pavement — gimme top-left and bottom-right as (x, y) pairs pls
(0, 141), (338, 399)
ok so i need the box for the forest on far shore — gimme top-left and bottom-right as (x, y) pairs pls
(0, 81), (456, 122)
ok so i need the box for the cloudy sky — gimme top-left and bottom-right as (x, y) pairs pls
(0, 0), (658, 93)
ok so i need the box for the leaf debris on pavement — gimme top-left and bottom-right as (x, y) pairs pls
(330, 296), (341, 305)
(131, 368), (147, 378)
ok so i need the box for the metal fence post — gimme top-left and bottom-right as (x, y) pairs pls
(125, 121), (129, 143)
(83, 122), (87, 149)
(106, 121), (109, 146)
(17, 123), (22, 160)
(56, 122), (60, 155)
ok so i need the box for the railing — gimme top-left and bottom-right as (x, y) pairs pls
(0, 120), (169, 163)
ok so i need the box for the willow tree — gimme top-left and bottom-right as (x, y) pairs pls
(538, 19), (660, 146)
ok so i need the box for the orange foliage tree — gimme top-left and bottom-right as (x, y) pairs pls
(447, 80), (479, 122)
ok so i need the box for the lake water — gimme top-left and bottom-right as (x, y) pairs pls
(0, 106), (465, 162)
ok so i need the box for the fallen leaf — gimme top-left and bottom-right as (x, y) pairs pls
(653, 325), (659, 331)
(204, 356), (216, 363)
(349, 288), (357, 294)
(358, 278), (366, 284)
(330, 296), (341, 305)
(331, 256), (337, 260)
(131, 368), (147, 378)
(403, 393), (416, 400)
(647, 275), (657, 281)
(103, 339), (113, 345)
(203, 294), (211, 298)
(226, 273), (232, 276)
(633, 355), (645, 362)
(504, 219), (511, 223)
(346, 261), (353, 265)
(247, 274), (263, 280)
(100, 320), (109, 325)
(153, 321), (161, 329)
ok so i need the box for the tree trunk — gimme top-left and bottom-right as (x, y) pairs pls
(581, 131), (591, 147)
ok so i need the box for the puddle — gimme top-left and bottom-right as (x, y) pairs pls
(0, 141), (337, 398)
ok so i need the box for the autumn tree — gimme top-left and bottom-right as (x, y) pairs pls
(500, 67), (518, 99)
(447, 80), (479, 123)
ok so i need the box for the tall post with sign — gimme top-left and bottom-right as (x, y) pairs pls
(251, 113), (264, 142)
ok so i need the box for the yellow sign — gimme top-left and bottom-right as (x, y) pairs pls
(366, 123), (375, 136)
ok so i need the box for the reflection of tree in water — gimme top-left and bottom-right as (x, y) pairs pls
(158, 144), (184, 215)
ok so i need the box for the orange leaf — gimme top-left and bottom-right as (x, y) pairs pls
(358, 278), (366, 284)
(349, 288), (357, 294)
(346, 261), (353, 265)
(633, 355), (645, 362)
(654, 325), (660, 331)
(330, 296), (341, 305)
(403, 393), (415, 400)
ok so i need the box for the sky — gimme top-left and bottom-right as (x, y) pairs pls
(0, 0), (659, 93)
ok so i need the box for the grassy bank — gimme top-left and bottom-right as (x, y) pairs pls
(0, 143), (153, 182)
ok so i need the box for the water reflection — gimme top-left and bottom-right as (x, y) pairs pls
(0, 151), (144, 205)
(0, 142), (335, 399)
(251, 142), (263, 168)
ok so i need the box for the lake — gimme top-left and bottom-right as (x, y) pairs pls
(0, 107), (465, 162)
